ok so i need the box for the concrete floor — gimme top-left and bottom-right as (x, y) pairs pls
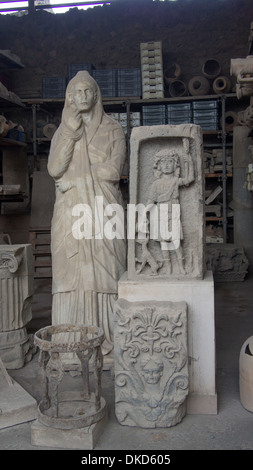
(1, 276), (253, 451)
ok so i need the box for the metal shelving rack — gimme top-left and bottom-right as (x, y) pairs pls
(22, 92), (235, 242)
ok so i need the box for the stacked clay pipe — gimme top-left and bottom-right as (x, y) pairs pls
(165, 58), (231, 97)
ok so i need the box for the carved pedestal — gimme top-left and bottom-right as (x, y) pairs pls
(31, 324), (107, 449)
(114, 299), (188, 428)
(114, 124), (216, 426)
(117, 272), (217, 416)
(0, 244), (34, 369)
(0, 357), (37, 429)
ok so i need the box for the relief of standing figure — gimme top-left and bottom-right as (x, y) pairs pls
(140, 138), (194, 275)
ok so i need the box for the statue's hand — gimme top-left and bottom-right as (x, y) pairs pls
(69, 109), (83, 132)
(56, 180), (73, 193)
(64, 107), (82, 134)
(183, 137), (190, 154)
(183, 153), (191, 162)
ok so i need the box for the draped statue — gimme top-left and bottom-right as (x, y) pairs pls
(48, 71), (126, 362)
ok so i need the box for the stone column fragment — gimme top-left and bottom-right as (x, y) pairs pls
(0, 244), (34, 368)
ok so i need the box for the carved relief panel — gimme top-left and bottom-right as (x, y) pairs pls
(128, 124), (204, 280)
(114, 299), (188, 428)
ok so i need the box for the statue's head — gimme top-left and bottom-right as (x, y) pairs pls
(154, 149), (180, 177)
(140, 357), (164, 384)
(65, 71), (102, 112)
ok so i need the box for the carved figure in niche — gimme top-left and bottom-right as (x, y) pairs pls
(138, 138), (194, 275)
(47, 71), (126, 360)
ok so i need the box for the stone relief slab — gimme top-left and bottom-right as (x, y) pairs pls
(206, 244), (249, 281)
(128, 124), (205, 280)
(114, 299), (188, 428)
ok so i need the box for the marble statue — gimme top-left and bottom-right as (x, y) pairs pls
(47, 71), (126, 360)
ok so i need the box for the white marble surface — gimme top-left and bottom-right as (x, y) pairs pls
(118, 270), (217, 414)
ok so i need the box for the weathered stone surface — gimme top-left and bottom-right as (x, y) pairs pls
(47, 71), (126, 364)
(0, 357), (37, 429)
(206, 244), (249, 281)
(231, 55), (253, 99)
(31, 411), (108, 449)
(0, 244), (34, 368)
(117, 271), (217, 415)
(32, 322), (107, 449)
(128, 124), (204, 280)
(34, 324), (106, 430)
(114, 299), (188, 428)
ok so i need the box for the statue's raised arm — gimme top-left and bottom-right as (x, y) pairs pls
(179, 138), (194, 187)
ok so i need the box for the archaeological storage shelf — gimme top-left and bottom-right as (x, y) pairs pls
(19, 92), (243, 277)
(25, 92), (238, 241)
(0, 91), (29, 211)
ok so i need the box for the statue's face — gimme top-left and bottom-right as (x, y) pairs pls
(71, 81), (96, 112)
(159, 156), (176, 174)
(141, 364), (163, 384)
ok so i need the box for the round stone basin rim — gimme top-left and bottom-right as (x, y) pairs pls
(34, 323), (105, 352)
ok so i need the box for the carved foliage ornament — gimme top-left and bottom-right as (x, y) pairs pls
(114, 300), (188, 428)
(0, 247), (23, 273)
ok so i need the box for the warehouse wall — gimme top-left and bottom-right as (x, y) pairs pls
(0, 0), (252, 98)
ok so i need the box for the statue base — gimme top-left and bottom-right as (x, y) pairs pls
(31, 409), (108, 450)
(0, 359), (37, 429)
(117, 270), (217, 415)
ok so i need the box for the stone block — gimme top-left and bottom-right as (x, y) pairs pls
(114, 299), (188, 428)
(117, 271), (217, 415)
(31, 410), (108, 450)
(128, 124), (205, 281)
(0, 360), (37, 429)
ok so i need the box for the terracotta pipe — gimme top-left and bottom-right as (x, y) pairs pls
(213, 76), (231, 94)
(168, 79), (187, 97)
(164, 62), (181, 85)
(220, 111), (238, 133)
(188, 76), (210, 96)
(202, 59), (221, 79)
